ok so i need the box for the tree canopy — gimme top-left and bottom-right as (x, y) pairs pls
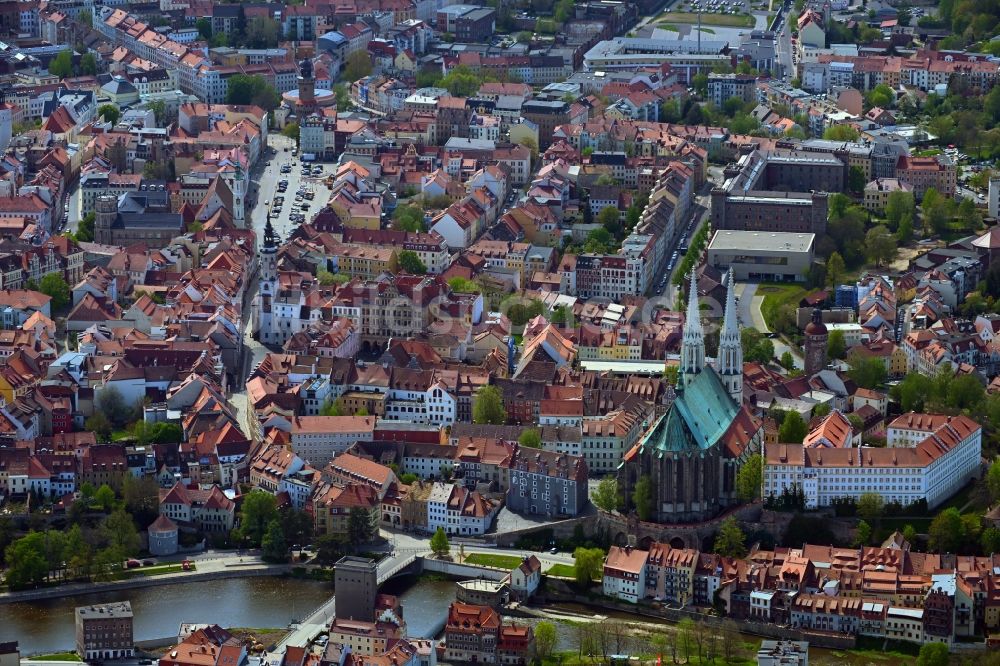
(226, 74), (280, 110)
(472, 385), (506, 425)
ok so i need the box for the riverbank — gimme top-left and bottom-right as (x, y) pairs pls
(0, 562), (294, 605)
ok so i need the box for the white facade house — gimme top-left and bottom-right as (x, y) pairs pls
(765, 414), (981, 510)
(602, 546), (648, 603)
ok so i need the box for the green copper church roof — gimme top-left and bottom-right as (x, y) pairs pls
(641, 368), (739, 454)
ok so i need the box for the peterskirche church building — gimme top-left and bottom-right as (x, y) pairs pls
(619, 269), (763, 524)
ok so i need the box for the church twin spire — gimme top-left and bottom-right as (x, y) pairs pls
(718, 269), (744, 404)
(680, 269), (705, 382)
(678, 268), (743, 404)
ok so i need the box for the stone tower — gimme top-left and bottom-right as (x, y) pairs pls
(804, 308), (829, 376)
(297, 58), (316, 111)
(679, 269), (705, 387)
(94, 195), (118, 245)
(260, 217), (278, 290)
(716, 269), (743, 404)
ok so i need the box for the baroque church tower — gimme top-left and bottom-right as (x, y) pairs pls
(716, 269), (743, 404)
(679, 269), (705, 385)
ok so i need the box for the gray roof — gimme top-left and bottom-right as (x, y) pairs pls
(708, 230), (815, 253)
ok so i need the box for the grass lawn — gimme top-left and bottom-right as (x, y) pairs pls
(659, 11), (755, 27)
(545, 563), (577, 578)
(758, 283), (809, 331)
(28, 654), (82, 662)
(463, 553), (523, 569)
(118, 563), (192, 579)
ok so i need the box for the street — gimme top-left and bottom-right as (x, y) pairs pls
(774, 6), (794, 81)
(735, 282), (803, 369)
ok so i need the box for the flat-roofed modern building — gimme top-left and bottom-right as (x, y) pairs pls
(707, 230), (815, 282)
(75, 602), (134, 661)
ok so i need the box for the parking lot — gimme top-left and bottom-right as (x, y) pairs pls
(265, 151), (337, 242)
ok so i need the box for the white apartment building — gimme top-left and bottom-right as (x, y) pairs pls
(764, 414), (981, 510)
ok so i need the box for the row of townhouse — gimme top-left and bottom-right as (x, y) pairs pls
(605, 535), (1000, 646)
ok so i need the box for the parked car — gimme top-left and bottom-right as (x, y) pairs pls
(126, 559), (142, 569)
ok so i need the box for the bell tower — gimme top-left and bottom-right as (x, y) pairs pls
(298, 58), (316, 111)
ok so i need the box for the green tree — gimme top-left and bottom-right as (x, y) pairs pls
(98, 104), (121, 126)
(4, 535), (48, 589)
(101, 508), (140, 556)
(591, 477), (619, 512)
(692, 73), (708, 97)
(534, 621), (557, 661)
(885, 190), (915, 228)
(897, 213), (914, 244)
(827, 330), (846, 360)
(823, 124), (860, 141)
(736, 454), (763, 501)
(398, 250), (427, 275)
(239, 491), (278, 546)
(343, 50), (373, 82)
(988, 460), (1000, 503)
(518, 428), (542, 449)
(122, 475), (159, 522)
(430, 526), (450, 556)
(75, 211), (96, 242)
(865, 83), (894, 109)
(902, 524), (917, 545)
(472, 385), (506, 425)
(196, 17), (213, 39)
(281, 122), (299, 144)
(572, 547), (604, 585)
(597, 205), (621, 235)
(740, 328), (774, 364)
(848, 166), (866, 194)
(78, 9), (92, 27)
(243, 16), (280, 49)
(928, 507), (965, 553)
(916, 643), (949, 666)
(847, 350), (888, 389)
(826, 251), (846, 287)
(713, 516), (747, 558)
(439, 65), (484, 97)
(48, 50), (74, 78)
(982, 527), (1000, 554)
(865, 225), (897, 267)
(857, 492), (885, 522)
(348, 506), (376, 544)
(85, 412), (112, 442)
(93, 484), (116, 512)
(778, 411), (808, 443)
(779, 351), (795, 370)
(854, 519), (872, 547)
(38, 273), (70, 312)
(225, 74), (280, 110)
(262, 519), (287, 562)
(392, 204), (425, 231)
(80, 52), (97, 76)
(632, 475), (653, 521)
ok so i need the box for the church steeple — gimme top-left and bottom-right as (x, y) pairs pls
(717, 269), (743, 404)
(680, 269), (705, 385)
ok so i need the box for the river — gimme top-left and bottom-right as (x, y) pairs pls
(2, 577), (334, 655)
(5, 574), (582, 656)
